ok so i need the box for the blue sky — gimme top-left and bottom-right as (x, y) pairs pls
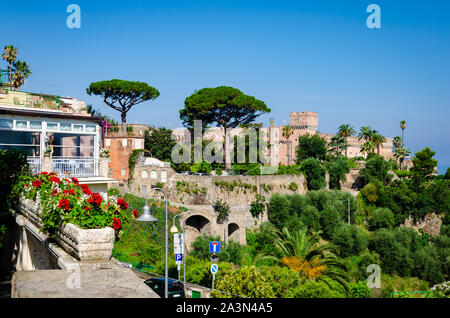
(2, 0), (450, 173)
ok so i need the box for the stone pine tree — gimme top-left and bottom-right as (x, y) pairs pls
(86, 79), (160, 125)
(179, 86), (270, 170)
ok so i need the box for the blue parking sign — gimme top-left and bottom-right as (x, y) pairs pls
(209, 241), (221, 253)
(175, 254), (183, 262)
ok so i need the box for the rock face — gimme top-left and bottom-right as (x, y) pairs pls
(402, 213), (443, 237)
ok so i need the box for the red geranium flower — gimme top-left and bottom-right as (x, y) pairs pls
(40, 172), (48, 175)
(132, 209), (139, 218)
(51, 189), (58, 196)
(71, 177), (79, 185)
(49, 176), (60, 184)
(80, 184), (91, 195)
(117, 198), (128, 210)
(58, 198), (71, 211)
(112, 217), (122, 230)
(84, 206), (90, 211)
(32, 180), (42, 188)
(88, 193), (103, 207)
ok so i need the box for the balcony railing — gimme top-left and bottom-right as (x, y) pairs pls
(0, 89), (61, 110)
(26, 157), (42, 175)
(52, 157), (99, 177)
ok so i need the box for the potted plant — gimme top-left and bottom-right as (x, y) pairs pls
(100, 148), (110, 158)
(44, 147), (52, 158)
(15, 172), (135, 261)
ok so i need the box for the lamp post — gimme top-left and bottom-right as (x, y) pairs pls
(135, 187), (169, 299)
(170, 213), (185, 295)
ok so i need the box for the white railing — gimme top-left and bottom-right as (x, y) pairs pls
(27, 157), (42, 175)
(52, 157), (98, 177)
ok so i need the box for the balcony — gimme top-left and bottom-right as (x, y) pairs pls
(27, 156), (100, 177)
(52, 157), (99, 177)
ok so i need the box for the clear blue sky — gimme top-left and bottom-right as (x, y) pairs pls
(3, 0), (449, 173)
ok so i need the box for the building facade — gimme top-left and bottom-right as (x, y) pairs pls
(0, 88), (116, 195)
(172, 111), (394, 166)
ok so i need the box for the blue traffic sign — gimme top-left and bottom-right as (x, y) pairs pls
(209, 241), (221, 253)
(210, 263), (218, 274)
(175, 254), (183, 262)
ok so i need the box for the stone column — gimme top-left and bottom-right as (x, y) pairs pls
(99, 157), (109, 178)
(41, 156), (52, 173)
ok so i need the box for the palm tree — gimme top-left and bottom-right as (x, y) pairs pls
(338, 124), (355, 138)
(393, 136), (402, 150)
(328, 134), (348, 157)
(400, 120), (407, 147)
(360, 140), (375, 158)
(1, 45), (18, 90)
(12, 60), (32, 90)
(394, 146), (411, 170)
(372, 133), (386, 155)
(282, 125), (294, 165)
(337, 124), (355, 157)
(256, 227), (349, 291)
(358, 126), (377, 142)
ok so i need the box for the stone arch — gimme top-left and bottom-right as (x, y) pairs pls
(228, 223), (240, 241)
(185, 214), (211, 234)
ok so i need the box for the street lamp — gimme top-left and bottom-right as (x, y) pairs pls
(170, 213), (186, 294)
(135, 187), (169, 298)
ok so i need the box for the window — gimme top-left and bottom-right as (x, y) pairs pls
(0, 131), (40, 156)
(60, 123), (71, 131)
(30, 121), (42, 130)
(47, 123), (58, 131)
(121, 169), (126, 176)
(15, 120), (28, 129)
(134, 139), (143, 149)
(161, 171), (167, 183)
(150, 170), (157, 179)
(105, 139), (111, 146)
(141, 171), (148, 179)
(0, 119), (13, 129)
(122, 139), (127, 147)
(49, 133), (94, 157)
(73, 124), (84, 132)
(85, 125), (96, 133)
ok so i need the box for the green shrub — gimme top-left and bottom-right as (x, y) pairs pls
(107, 187), (121, 197)
(332, 224), (369, 257)
(258, 265), (300, 297)
(211, 266), (276, 298)
(267, 194), (291, 227)
(367, 207), (395, 230)
(328, 157), (350, 190)
(288, 182), (298, 191)
(301, 158), (327, 190)
(250, 195), (266, 218)
(413, 245), (445, 285)
(213, 199), (230, 224)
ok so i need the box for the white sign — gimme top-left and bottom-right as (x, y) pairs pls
(210, 263), (218, 274)
(174, 233), (184, 255)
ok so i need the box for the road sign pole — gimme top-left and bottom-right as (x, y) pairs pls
(212, 274), (215, 290)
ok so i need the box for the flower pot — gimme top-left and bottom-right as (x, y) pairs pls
(54, 223), (115, 261)
(17, 197), (115, 261)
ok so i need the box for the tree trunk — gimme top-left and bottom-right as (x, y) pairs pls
(9, 64), (12, 91)
(224, 126), (231, 170)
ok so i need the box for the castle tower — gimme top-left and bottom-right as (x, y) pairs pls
(289, 111), (318, 131)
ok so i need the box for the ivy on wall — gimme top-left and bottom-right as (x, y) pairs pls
(128, 149), (148, 186)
